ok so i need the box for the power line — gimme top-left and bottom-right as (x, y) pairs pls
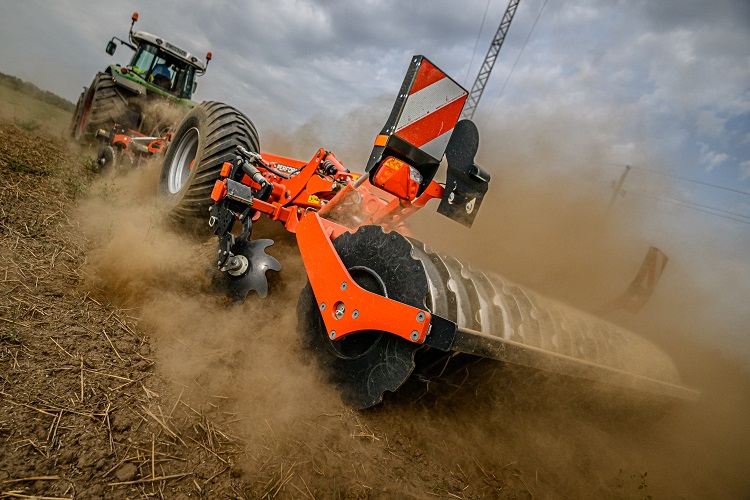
(610, 163), (750, 197)
(624, 189), (750, 226)
(481, 0), (549, 126)
(464, 0), (493, 86)
(656, 192), (750, 220)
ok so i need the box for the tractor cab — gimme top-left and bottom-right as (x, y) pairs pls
(104, 12), (212, 100)
(127, 32), (206, 99)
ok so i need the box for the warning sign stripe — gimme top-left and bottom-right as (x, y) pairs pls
(395, 96), (466, 149)
(392, 59), (468, 161)
(396, 77), (467, 132)
(409, 59), (447, 94)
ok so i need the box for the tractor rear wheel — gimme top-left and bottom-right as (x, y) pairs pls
(159, 101), (260, 224)
(73, 72), (136, 143)
(68, 91), (85, 139)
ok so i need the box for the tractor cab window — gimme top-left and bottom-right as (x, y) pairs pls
(129, 42), (197, 98)
(149, 57), (196, 98)
(176, 66), (196, 99)
(130, 43), (158, 77)
(148, 55), (175, 92)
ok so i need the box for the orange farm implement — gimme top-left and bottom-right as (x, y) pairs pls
(159, 56), (697, 408)
(95, 124), (172, 170)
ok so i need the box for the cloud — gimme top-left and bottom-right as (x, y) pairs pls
(698, 142), (730, 172)
(1, 0), (749, 184)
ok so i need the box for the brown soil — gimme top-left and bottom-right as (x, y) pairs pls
(1, 105), (749, 500)
(0, 119), (536, 499)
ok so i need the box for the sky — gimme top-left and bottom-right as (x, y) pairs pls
(1, 0), (749, 360)
(1, 1), (748, 181)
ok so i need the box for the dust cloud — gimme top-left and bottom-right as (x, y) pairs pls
(264, 97), (750, 497)
(73, 97), (750, 497)
(138, 99), (190, 137)
(408, 102), (750, 497)
(76, 162), (340, 431)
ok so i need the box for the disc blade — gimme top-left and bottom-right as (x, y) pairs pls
(214, 238), (281, 300)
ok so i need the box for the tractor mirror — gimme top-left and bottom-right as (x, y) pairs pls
(106, 40), (117, 56)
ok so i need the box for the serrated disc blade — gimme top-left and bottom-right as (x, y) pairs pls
(215, 239), (282, 301)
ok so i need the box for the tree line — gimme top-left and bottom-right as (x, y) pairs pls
(0, 71), (75, 112)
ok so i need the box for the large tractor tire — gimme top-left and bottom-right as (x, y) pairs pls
(68, 90), (85, 139)
(159, 101), (259, 223)
(73, 72), (136, 143)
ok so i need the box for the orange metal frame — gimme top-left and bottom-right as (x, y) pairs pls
(107, 126), (170, 157)
(296, 212), (431, 344)
(211, 148), (446, 343)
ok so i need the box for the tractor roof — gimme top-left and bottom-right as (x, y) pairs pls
(132, 31), (207, 71)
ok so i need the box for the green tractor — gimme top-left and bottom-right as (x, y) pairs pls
(69, 12), (212, 143)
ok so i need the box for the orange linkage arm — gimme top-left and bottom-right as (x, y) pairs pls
(296, 212), (431, 344)
(272, 148), (326, 205)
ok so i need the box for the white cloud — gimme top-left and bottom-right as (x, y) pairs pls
(632, 24), (749, 125)
(698, 142), (729, 172)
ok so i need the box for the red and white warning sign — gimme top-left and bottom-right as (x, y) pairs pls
(394, 58), (468, 161)
(605, 246), (669, 314)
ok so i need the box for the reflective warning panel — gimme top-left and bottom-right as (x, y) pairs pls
(394, 58), (468, 161)
(603, 246), (670, 314)
(366, 56), (468, 180)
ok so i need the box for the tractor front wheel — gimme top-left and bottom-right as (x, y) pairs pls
(159, 101), (260, 224)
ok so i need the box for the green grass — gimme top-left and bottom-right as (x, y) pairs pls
(1, 330), (22, 343)
(0, 84), (73, 136)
